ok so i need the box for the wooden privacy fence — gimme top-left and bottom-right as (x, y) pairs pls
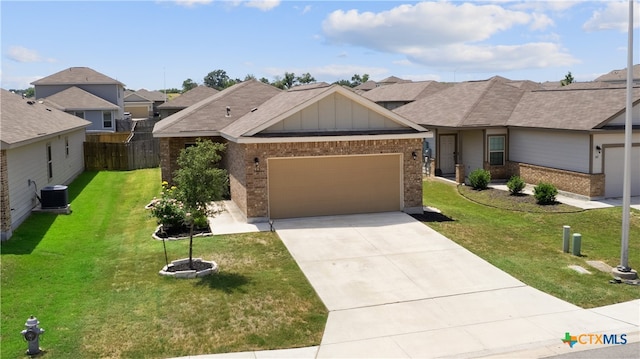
(84, 119), (160, 171)
(84, 139), (160, 171)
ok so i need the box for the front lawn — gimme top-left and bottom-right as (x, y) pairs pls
(422, 178), (640, 308)
(1, 169), (327, 358)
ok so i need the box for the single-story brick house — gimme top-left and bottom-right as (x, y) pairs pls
(153, 80), (427, 222)
(394, 76), (640, 199)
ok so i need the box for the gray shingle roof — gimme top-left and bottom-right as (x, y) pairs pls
(361, 81), (451, 103)
(1, 89), (91, 148)
(394, 76), (525, 128)
(157, 86), (219, 110)
(507, 86), (640, 130)
(594, 64), (640, 82)
(153, 80), (281, 136)
(222, 83), (426, 139)
(131, 89), (166, 102)
(31, 67), (124, 86)
(41, 86), (119, 111)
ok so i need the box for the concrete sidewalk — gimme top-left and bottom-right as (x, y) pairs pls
(180, 211), (639, 359)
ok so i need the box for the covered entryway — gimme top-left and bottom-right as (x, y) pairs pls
(268, 154), (402, 219)
(604, 146), (640, 198)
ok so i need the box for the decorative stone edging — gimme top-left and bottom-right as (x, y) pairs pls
(159, 258), (219, 279)
(152, 225), (213, 241)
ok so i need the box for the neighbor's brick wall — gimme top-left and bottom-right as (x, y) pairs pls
(0, 150), (11, 239)
(237, 139), (424, 219)
(508, 161), (605, 198)
(159, 136), (227, 184)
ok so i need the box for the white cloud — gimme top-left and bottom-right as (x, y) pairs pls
(244, 0), (280, 11)
(583, 1), (639, 32)
(263, 64), (388, 81)
(321, 1), (575, 74)
(172, 0), (213, 7)
(405, 42), (579, 72)
(6, 46), (55, 63)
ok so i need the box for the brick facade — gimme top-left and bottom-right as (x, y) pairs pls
(159, 136), (227, 184)
(0, 150), (11, 240)
(507, 161), (605, 198)
(226, 138), (424, 220)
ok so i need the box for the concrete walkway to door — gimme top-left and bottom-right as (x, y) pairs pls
(273, 212), (639, 358)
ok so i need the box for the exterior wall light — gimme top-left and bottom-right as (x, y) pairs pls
(254, 157), (259, 171)
(596, 145), (602, 154)
(412, 151), (417, 160)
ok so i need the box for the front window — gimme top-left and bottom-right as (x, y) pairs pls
(103, 111), (113, 128)
(488, 135), (505, 166)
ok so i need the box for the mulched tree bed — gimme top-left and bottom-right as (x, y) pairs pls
(164, 260), (213, 272)
(154, 225), (212, 240)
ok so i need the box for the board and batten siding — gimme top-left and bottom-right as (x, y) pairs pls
(6, 130), (86, 232)
(509, 129), (590, 173)
(263, 93), (404, 133)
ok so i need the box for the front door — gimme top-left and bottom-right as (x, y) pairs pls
(439, 134), (456, 175)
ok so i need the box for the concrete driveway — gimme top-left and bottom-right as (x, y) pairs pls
(274, 212), (639, 358)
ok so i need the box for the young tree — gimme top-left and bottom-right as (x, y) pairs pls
(561, 71), (574, 86)
(173, 139), (229, 269)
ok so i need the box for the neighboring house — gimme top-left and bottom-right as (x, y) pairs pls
(394, 76), (640, 199)
(41, 86), (120, 132)
(156, 85), (219, 119)
(594, 64), (640, 86)
(1, 90), (91, 240)
(31, 67), (126, 132)
(361, 81), (451, 111)
(154, 80), (427, 222)
(124, 89), (167, 118)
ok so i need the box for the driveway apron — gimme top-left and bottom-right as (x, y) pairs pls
(274, 212), (639, 358)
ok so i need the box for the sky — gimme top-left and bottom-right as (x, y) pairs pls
(2, 0), (640, 91)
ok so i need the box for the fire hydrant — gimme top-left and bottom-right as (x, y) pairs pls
(21, 315), (44, 355)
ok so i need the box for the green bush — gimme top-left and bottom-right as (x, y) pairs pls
(534, 182), (558, 205)
(507, 175), (526, 195)
(468, 169), (491, 190)
(149, 181), (185, 229)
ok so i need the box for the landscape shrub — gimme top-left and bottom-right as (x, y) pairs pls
(149, 182), (186, 229)
(468, 169), (491, 190)
(507, 175), (526, 195)
(534, 182), (558, 205)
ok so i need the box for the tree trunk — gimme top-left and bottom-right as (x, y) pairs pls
(188, 221), (194, 270)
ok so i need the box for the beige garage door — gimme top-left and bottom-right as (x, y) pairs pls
(604, 146), (640, 198)
(268, 154), (402, 219)
(125, 106), (148, 118)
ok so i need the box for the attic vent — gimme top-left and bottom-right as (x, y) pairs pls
(226, 106), (231, 117)
(251, 107), (258, 112)
(27, 100), (35, 105)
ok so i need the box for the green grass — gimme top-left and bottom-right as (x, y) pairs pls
(422, 178), (640, 308)
(1, 169), (327, 358)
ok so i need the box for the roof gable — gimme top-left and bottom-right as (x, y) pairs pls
(395, 76), (523, 127)
(124, 92), (153, 103)
(362, 81), (451, 103)
(222, 84), (426, 140)
(41, 86), (120, 111)
(1, 89), (90, 148)
(31, 67), (124, 86)
(133, 89), (166, 102)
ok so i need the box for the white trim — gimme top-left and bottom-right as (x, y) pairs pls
(226, 132), (429, 144)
